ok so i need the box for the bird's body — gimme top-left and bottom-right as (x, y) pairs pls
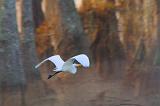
(35, 54), (90, 79)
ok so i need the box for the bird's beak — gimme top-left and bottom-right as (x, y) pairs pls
(75, 64), (82, 67)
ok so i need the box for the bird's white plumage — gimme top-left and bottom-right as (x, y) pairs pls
(48, 55), (65, 70)
(72, 54), (90, 67)
(70, 65), (77, 74)
(35, 54), (90, 76)
(62, 58), (77, 74)
(35, 55), (64, 71)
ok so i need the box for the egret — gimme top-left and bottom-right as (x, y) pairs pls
(35, 54), (90, 79)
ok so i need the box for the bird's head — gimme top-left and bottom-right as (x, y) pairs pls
(72, 59), (82, 67)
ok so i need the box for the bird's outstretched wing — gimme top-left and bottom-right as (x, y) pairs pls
(71, 54), (90, 67)
(35, 55), (64, 70)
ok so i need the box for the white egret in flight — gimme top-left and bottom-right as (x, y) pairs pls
(35, 54), (90, 79)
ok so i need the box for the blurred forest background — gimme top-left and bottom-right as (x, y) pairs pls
(0, 0), (160, 106)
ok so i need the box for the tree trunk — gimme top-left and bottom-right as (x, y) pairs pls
(0, 0), (25, 89)
(80, 0), (125, 77)
(40, 0), (89, 60)
(0, 0), (26, 106)
(21, 0), (40, 82)
(13, 1), (54, 106)
(154, 0), (160, 65)
(116, 0), (158, 96)
(116, 0), (157, 63)
(32, 0), (44, 28)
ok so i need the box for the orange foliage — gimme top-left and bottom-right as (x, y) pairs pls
(79, 0), (126, 14)
(91, 0), (116, 11)
(79, 0), (125, 14)
(36, 21), (51, 56)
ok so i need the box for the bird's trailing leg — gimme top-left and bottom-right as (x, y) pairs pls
(48, 71), (62, 79)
